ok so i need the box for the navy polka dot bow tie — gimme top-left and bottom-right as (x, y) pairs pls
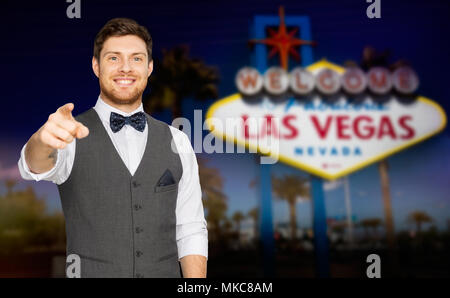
(110, 111), (146, 133)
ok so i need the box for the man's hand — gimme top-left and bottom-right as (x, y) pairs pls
(25, 103), (89, 174)
(179, 255), (207, 278)
(36, 103), (89, 150)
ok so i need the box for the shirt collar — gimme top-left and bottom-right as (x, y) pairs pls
(94, 96), (145, 124)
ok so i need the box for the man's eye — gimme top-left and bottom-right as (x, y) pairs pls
(134, 57), (143, 61)
(109, 56), (118, 61)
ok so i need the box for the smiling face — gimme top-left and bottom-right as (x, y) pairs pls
(92, 34), (153, 112)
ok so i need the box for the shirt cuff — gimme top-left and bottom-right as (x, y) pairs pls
(177, 232), (208, 260)
(176, 221), (208, 260)
(18, 143), (61, 181)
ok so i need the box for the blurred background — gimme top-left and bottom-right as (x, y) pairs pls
(0, 0), (449, 277)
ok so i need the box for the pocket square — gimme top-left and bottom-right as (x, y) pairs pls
(157, 169), (175, 186)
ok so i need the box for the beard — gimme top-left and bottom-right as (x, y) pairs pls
(99, 76), (147, 106)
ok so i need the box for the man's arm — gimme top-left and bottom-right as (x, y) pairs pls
(25, 103), (88, 174)
(179, 255), (207, 278)
(25, 132), (59, 174)
(170, 126), (208, 278)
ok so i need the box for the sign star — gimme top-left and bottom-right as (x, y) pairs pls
(249, 6), (317, 70)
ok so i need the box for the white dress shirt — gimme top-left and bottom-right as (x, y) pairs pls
(18, 97), (208, 260)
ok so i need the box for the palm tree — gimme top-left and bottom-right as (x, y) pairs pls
(232, 211), (245, 242)
(347, 46), (412, 250)
(271, 174), (310, 241)
(378, 160), (396, 248)
(359, 218), (383, 239)
(222, 218), (233, 236)
(197, 157), (227, 243)
(143, 45), (220, 119)
(247, 207), (259, 241)
(408, 211), (433, 234)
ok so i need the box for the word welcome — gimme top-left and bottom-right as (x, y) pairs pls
(236, 66), (418, 97)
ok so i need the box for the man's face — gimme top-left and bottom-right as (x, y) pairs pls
(92, 35), (153, 106)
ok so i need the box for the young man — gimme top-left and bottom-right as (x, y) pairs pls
(17, 18), (207, 278)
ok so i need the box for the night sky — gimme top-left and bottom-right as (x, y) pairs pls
(1, 0), (449, 233)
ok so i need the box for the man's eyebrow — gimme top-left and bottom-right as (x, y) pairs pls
(103, 51), (147, 56)
(103, 51), (121, 56)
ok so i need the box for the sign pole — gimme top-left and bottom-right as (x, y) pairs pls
(310, 175), (330, 278)
(252, 14), (274, 278)
(259, 161), (275, 277)
(344, 176), (354, 247)
(252, 10), (321, 277)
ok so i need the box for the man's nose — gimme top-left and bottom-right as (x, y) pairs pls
(119, 58), (132, 72)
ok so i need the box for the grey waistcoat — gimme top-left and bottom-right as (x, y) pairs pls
(57, 108), (183, 278)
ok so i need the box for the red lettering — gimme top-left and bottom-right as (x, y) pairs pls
(239, 73), (259, 89)
(398, 115), (415, 139)
(336, 115), (351, 139)
(353, 116), (375, 139)
(310, 115), (333, 139)
(346, 73), (362, 89)
(377, 116), (397, 139)
(269, 72), (281, 90)
(242, 114), (257, 139)
(282, 115), (298, 139)
(318, 71), (333, 91)
(261, 114), (279, 138)
(398, 69), (411, 90)
(370, 71), (387, 88)
(294, 72), (308, 89)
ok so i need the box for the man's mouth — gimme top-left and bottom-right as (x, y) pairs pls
(113, 78), (136, 87)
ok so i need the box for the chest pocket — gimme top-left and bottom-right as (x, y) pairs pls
(154, 183), (178, 193)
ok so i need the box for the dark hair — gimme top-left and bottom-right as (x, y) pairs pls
(93, 18), (153, 62)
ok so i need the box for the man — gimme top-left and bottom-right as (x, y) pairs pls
(17, 18), (207, 278)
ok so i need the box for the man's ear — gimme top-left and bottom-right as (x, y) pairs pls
(92, 56), (100, 78)
(147, 59), (154, 78)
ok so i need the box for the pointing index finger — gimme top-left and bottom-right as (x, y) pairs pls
(58, 103), (75, 119)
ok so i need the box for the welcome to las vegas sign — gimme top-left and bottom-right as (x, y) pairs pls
(205, 60), (447, 180)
